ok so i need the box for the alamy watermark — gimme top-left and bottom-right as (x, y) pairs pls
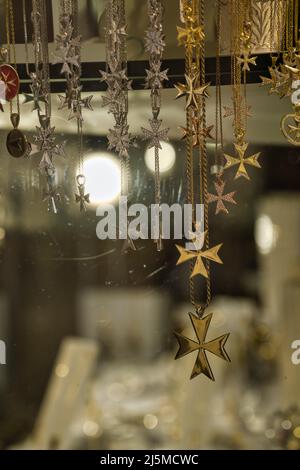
(0, 340), (6, 365)
(96, 197), (204, 250)
(291, 339), (300, 365)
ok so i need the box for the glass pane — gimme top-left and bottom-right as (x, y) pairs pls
(0, 83), (299, 450)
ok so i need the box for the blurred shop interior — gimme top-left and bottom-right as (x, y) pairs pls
(0, 0), (300, 451)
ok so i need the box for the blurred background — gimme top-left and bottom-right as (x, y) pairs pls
(0, 0), (299, 451)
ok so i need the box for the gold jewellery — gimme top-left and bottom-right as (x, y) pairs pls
(223, 0), (262, 182)
(174, 0), (230, 381)
(260, 0), (300, 146)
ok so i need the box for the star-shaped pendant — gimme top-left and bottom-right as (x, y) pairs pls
(54, 14), (82, 76)
(180, 125), (197, 146)
(59, 86), (93, 121)
(175, 74), (210, 109)
(141, 119), (169, 150)
(107, 19), (127, 45)
(208, 178), (237, 215)
(100, 64), (132, 89)
(237, 52), (257, 72)
(27, 72), (47, 108)
(224, 142), (261, 180)
(74, 94), (93, 118)
(223, 104), (252, 119)
(174, 312), (230, 380)
(145, 28), (165, 55)
(75, 183), (90, 212)
(34, 116), (65, 169)
(176, 233), (223, 279)
(108, 124), (133, 158)
(23, 83), (47, 112)
(260, 66), (281, 95)
(34, 123), (56, 152)
(180, 116), (213, 146)
(260, 65), (291, 97)
(53, 47), (80, 76)
(201, 123), (214, 140)
(176, 25), (205, 46)
(101, 87), (120, 114)
(23, 92), (46, 111)
(145, 62), (169, 89)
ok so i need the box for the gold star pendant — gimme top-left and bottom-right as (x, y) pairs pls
(223, 104), (252, 119)
(208, 178), (237, 215)
(174, 312), (230, 380)
(177, 25), (205, 47)
(260, 67), (281, 94)
(175, 233), (223, 279)
(201, 124), (214, 139)
(224, 142), (261, 180)
(260, 65), (290, 97)
(237, 52), (257, 72)
(175, 74), (210, 109)
(179, 117), (214, 146)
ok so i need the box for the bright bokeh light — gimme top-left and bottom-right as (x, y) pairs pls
(82, 153), (121, 204)
(145, 141), (176, 174)
(255, 214), (278, 255)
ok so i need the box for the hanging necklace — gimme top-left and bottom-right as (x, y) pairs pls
(22, 0), (47, 113)
(4, 0), (30, 159)
(32, 0), (65, 213)
(174, 0), (230, 381)
(141, 0), (169, 251)
(280, 1), (300, 146)
(54, 0), (93, 212)
(101, 0), (135, 250)
(208, 0), (237, 216)
(223, 0), (262, 181)
(259, 1), (300, 145)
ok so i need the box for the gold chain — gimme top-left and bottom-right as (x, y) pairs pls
(215, 0), (224, 162)
(5, 0), (19, 116)
(295, 0), (299, 46)
(179, 0), (212, 313)
(231, 0), (249, 144)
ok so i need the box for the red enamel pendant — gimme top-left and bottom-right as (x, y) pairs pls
(0, 64), (20, 101)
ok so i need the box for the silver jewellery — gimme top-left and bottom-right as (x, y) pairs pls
(141, 0), (169, 251)
(31, 0), (65, 212)
(101, 0), (136, 249)
(54, 0), (93, 212)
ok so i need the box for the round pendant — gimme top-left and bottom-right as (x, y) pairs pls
(281, 112), (300, 146)
(6, 128), (28, 158)
(0, 64), (20, 101)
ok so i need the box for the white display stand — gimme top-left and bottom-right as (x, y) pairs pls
(11, 337), (99, 449)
